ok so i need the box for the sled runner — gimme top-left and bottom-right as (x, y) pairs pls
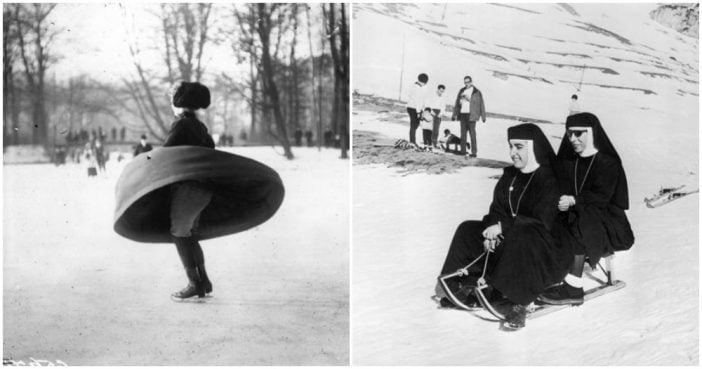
(437, 252), (625, 321)
(644, 185), (699, 208)
(113, 146), (285, 243)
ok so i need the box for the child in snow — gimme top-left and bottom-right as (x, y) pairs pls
(420, 108), (434, 147)
(442, 129), (463, 153)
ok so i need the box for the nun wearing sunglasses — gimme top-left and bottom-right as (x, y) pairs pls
(539, 112), (635, 306)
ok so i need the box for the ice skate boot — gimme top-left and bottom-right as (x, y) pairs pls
(171, 267), (206, 302)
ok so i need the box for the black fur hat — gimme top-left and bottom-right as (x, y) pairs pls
(171, 81), (211, 109)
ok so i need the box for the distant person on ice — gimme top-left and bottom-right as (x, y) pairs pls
(164, 81), (216, 301)
(133, 134), (153, 157)
(568, 94), (581, 116)
(438, 123), (570, 330)
(427, 84), (447, 148)
(406, 73), (428, 145)
(451, 75), (486, 158)
(539, 112), (634, 306)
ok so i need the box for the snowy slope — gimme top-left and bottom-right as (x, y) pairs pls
(352, 3), (698, 365)
(4, 147), (349, 365)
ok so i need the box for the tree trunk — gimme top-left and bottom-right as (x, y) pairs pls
(257, 4), (294, 159)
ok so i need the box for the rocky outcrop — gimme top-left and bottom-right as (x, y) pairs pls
(650, 3), (699, 38)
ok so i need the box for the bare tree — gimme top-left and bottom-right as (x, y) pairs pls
(3, 4), (22, 146)
(256, 3), (294, 159)
(14, 4), (59, 146)
(233, 3), (295, 159)
(325, 3), (350, 159)
(122, 4), (213, 142)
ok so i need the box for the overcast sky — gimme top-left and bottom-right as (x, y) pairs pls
(47, 3), (326, 86)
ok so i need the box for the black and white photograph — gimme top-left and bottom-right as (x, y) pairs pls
(3, 3), (349, 365)
(352, 3), (698, 365)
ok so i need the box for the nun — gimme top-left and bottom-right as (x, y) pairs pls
(539, 112), (634, 305)
(439, 123), (570, 329)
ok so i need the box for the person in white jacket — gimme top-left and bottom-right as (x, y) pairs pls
(406, 73), (428, 144)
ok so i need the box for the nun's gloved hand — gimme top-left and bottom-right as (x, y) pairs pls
(558, 195), (576, 211)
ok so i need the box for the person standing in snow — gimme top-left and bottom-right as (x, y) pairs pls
(133, 134), (153, 157)
(539, 112), (634, 306)
(438, 123), (570, 330)
(406, 73), (429, 145)
(164, 81), (217, 301)
(427, 84), (447, 148)
(451, 75), (486, 158)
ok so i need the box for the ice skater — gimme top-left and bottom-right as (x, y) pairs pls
(438, 123), (570, 329)
(163, 81), (216, 301)
(113, 82), (285, 304)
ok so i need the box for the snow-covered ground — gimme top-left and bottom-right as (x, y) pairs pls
(352, 3), (698, 365)
(4, 146), (349, 365)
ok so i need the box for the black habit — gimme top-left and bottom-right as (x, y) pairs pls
(441, 165), (570, 306)
(555, 153), (634, 266)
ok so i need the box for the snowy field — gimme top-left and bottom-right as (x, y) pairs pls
(352, 3), (698, 366)
(4, 146), (350, 365)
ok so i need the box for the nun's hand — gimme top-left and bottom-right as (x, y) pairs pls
(482, 223), (502, 240)
(558, 195), (575, 211)
(483, 238), (497, 253)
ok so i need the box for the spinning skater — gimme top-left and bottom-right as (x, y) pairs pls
(163, 81), (216, 301)
(114, 82), (284, 304)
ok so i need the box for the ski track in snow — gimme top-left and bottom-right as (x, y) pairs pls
(352, 3), (698, 364)
(3, 147), (350, 365)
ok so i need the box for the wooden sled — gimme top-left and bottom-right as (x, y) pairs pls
(437, 252), (625, 321)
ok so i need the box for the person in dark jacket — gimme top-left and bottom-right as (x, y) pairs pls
(451, 75), (486, 157)
(164, 81), (216, 301)
(133, 134), (153, 157)
(439, 123), (569, 329)
(539, 112), (634, 305)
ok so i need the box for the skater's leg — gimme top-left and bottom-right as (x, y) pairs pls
(189, 235), (213, 295)
(170, 181), (214, 300)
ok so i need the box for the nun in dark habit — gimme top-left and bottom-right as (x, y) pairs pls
(439, 123), (570, 329)
(539, 112), (634, 305)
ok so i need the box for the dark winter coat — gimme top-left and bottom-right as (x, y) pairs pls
(163, 112), (215, 148)
(451, 86), (486, 122)
(441, 166), (570, 306)
(133, 143), (153, 157)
